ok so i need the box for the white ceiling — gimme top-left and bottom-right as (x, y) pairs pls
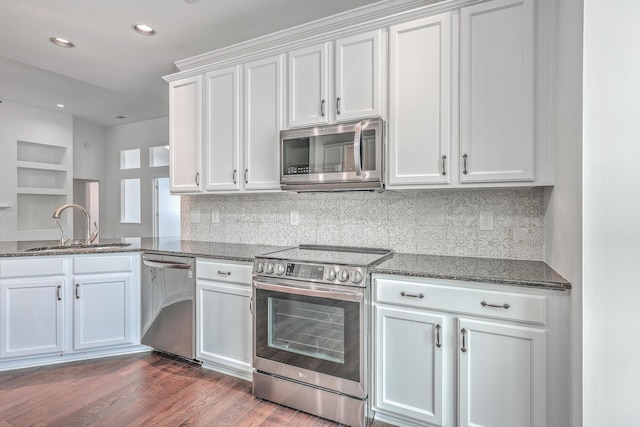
(0, 0), (384, 127)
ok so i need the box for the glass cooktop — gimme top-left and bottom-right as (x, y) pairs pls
(257, 245), (393, 268)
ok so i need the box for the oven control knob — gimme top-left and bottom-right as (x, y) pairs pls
(255, 261), (264, 273)
(265, 262), (274, 274)
(327, 269), (337, 281)
(275, 263), (285, 275)
(337, 269), (350, 282)
(351, 271), (363, 284)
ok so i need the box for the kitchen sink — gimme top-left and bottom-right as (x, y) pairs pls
(23, 243), (132, 253)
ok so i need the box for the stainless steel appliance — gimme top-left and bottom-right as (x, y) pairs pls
(280, 118), (385, 191)
(141, 254), (196, 360)
(252, 245), (393, 427)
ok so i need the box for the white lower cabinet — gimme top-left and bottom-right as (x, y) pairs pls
(196, 258), (252, 380)
(372, 275), (551, 427)
(0, 254), (141, 367)
(0, 278), (66, 358)
(375, 305), (446, 426)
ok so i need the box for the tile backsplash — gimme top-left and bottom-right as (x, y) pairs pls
(181, 188), (544, 260)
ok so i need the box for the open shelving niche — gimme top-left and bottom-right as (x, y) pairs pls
(16, 140), (72, 238)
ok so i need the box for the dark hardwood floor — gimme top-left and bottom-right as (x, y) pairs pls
(0, 352), (395, 427)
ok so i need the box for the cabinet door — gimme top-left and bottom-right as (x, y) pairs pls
(460, 0), (534, 182)
(288, 43), (330, 127)
(73, 276), (133, 350)
(0, 279), (65, 358)
(244, 55), (283, 191)
(197, 281), (252, 377)
(388, 14), (452, 186)
(374, 304), (445, 426)
(458, 318), (546, 427)
(169, 75), (202, 193)
(204, 66), (242, 191)
(335, 30), (381, 122)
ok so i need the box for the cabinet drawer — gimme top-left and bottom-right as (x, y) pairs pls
(375, 278), (546, 325)
(73, 255), (134, 274)
(1, 257), (66, 277)
(196, 259), (252, 285)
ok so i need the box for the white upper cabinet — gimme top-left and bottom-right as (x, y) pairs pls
(169, 75), (202, 193)
(287, 30), (382, 128)
(459, 0), (535, 182)
(288, 43), (330, 127)
(335, 30), (381, 122)
(387, 14), (452, 186)
(204, 66), (241, 191)
(244, 55), (283, 191)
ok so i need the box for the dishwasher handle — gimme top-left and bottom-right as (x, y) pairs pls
(143, 258), (192, 270)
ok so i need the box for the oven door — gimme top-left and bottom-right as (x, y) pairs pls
(253, 278), (367, 398)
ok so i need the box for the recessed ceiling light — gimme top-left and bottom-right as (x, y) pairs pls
(56, 104), (65, 108)
(115, 115), (126, 119)
(132, 24), (155, 36)
(49, 37), (75, 48)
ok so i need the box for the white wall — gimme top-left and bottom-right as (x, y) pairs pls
(544, 0), (583, 425)
(583, 0), (640, 425)
(103, 117), (169, 238)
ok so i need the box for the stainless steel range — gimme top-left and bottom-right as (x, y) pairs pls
(252, 245), (393, 427)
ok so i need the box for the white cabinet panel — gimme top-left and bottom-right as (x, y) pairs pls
(288, 43), (330, 127)
(460, 0), (534, 182)
(204, 66), (241, 191)
(0, 279), (65, 358)
(335, 30), (381, 121)
(169, 75), (202, 192)
(375, 304), (445, 426)
(458, 318), (546, 427)
(388, 14), (451, 186)
(244, 55), (283, 191)
(73, 276), (133, 350)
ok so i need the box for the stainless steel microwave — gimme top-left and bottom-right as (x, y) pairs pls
(280, 118), (384, 191)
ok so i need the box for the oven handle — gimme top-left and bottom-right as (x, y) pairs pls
(253, 280), (364, 303)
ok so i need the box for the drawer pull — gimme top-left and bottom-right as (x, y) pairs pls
(461, 328), (468, 352)
(436, 324), (441, 348)
(217, 270), (232, 276)
(481, 301), (510, 309)
(401, 291), (424, 299)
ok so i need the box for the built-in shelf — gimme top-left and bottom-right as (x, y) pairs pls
(15, 140), (71, 235)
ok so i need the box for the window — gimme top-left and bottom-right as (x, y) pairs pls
(120, 178), (140, 223)
(120, 148), (140, 169)
(149, 145), (170, 167)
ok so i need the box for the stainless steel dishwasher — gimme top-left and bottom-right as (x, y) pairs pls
(141, 253), (196, 360)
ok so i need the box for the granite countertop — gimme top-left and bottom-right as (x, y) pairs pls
(373, 253), (571, 291)
(0, 239), (570, 291)
(0, 238), (289, 263)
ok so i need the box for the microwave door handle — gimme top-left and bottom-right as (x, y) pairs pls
(354, 122), (363, 176)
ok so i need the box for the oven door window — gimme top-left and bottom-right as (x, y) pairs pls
(255, 288), (361, 382)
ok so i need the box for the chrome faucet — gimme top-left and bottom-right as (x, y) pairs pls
(52, 203), (98, 245)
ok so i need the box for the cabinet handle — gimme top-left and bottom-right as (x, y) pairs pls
(481, 301), (510, 309)
(441, 155), (447, 176)
(217, 270), (231, 276)
(436, 324), (442, 348)
(233, 169), (237, 184)
(244, 169), (248, 184)
(336, 97), (341, 115)
(195, 172), (200, 186)
(461, 328), (468, 352)
(249, 297), (253, 314)
(75, 283), (80, 299)
(462, 154), (469, 175)
(56, 285), (62, 301)
(320, 99), (325, 117)
(401, 291), (424, 299)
